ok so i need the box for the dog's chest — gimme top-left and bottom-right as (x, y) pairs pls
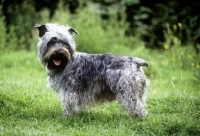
(47, 75), (63, 92)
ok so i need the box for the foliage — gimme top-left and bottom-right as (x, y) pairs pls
(93, 0), (200, 52)
(1, 1), (38, 50)
(0, 5), (6, 50)
(1, 0), (200, 52)
(192, 54), (200, 84)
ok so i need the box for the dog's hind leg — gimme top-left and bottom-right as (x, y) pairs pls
(115, 76), (148, 117)
(116, 90), (147, 117)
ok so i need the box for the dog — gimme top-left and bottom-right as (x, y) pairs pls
(34, 23), (149, 117)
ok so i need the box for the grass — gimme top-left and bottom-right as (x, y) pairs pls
(0, 45), (199, 136)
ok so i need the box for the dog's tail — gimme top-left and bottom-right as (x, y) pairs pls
(131, 57), (148, 67)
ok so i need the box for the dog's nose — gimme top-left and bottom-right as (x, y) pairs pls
(57, 50), (63, 54)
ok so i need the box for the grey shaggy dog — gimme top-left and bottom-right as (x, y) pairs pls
(34, 23), (150, 117)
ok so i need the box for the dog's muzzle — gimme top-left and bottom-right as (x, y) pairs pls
(44, 47), (71, 70)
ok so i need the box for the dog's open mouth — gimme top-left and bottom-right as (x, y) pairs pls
(53, 59), (61, 66)
(44, 48), (71, 70)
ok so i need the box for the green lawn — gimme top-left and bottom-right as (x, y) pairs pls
(0, 48), (199, 136)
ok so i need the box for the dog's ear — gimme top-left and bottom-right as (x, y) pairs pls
(68, 28), (79, 38)
(34, 24), (47, 37)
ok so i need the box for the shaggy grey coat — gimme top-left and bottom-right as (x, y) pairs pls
(35, 23), (149, 117)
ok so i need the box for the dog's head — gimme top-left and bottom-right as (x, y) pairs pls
(34, 23), (79, 71)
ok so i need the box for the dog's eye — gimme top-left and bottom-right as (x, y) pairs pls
(62, 42), (70, 49)
(50, 40), (56, 44)
(47, 37), (59, 47)
(65, 45), (70, 49)
(53, 37), (59, 41)
(52, 37), (59, 43)
(47, 41), (55, 47)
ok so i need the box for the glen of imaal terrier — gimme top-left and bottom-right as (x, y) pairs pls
(35, 23), (149, 117)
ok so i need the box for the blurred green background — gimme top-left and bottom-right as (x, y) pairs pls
(1, 0), (200, 51)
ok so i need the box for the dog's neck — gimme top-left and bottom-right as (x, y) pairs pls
(46, 67), (64, 77)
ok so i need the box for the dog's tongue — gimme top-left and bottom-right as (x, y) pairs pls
(53, 60), (61, 66)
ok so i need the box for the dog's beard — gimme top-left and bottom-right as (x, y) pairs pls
(44, 47), (71, 71)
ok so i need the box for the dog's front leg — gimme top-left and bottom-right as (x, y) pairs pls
(59, 91), (81, 116)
